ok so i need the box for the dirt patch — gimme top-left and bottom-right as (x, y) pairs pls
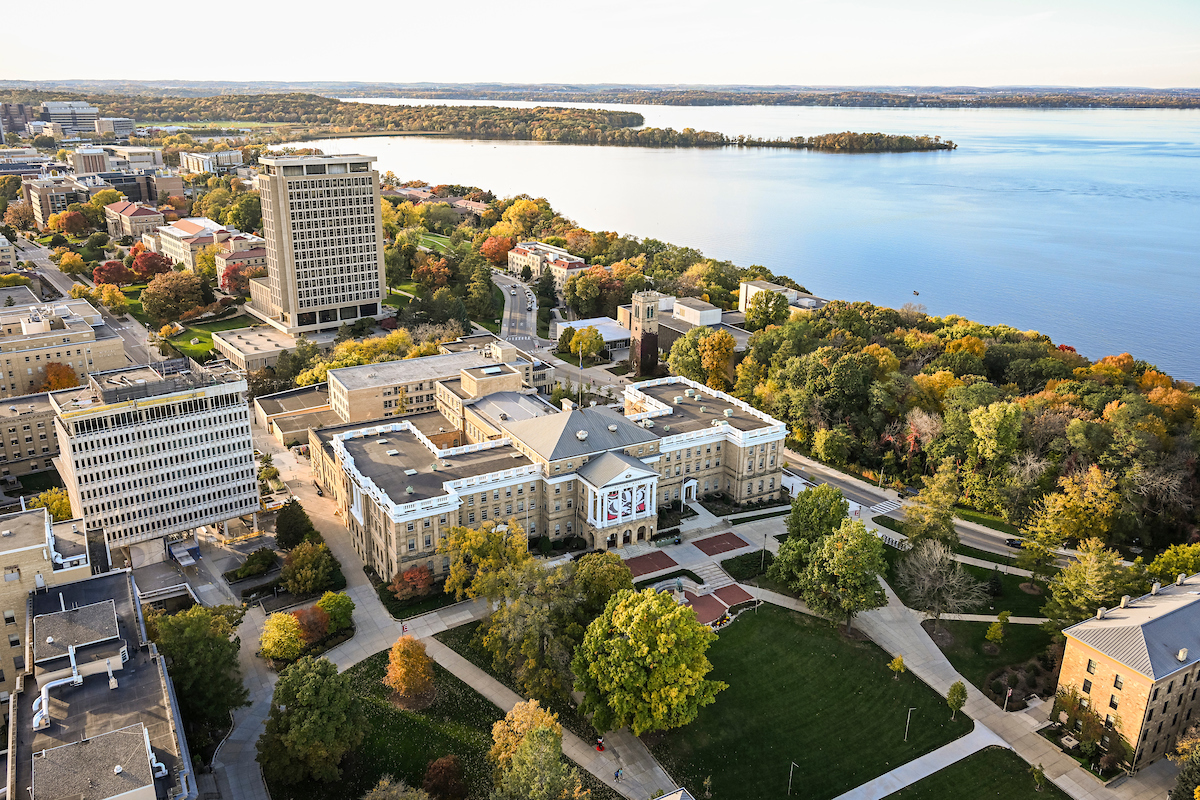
(921, 619), (956, 647)
(389, 686), (437, 712)
(1019, 582), (1043, 595)
(982, 642), (1001, 656)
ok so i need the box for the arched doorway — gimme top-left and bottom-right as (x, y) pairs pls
(637, 525), (647, 541)
(606, 532), (616, 549)
(683, 479), (698, 504)
(623, 529), (632, 544)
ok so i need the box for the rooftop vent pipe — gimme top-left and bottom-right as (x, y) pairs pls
(1180, 648), (1190, 663)
(1179, 573), (1188, 585)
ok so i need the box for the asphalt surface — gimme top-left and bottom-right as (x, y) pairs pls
(14, 235), (151, 364)
(492, 271), (548, 349)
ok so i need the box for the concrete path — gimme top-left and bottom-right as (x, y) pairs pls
(831, 721), (1008, 800)
(935, 612), (1048, 625)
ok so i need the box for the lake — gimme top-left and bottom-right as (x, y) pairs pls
(299, 99), (1200, 379)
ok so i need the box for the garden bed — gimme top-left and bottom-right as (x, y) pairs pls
(633, 568), (704, 591)
(657, 501), (698, 529)
(720, 550), (774, 582)
(922, 620), (1059, 706)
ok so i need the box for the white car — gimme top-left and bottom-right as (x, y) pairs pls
(510, 289), (517, 295)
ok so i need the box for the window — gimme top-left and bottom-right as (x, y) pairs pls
(407, 538), (416, 552)
(1087, 659), (1098, 674)
(2, 610), (12, 625)
(424, 535), (432, 548)
(1114, 674), (1123, 690)
(406, 521), (414, 532)
(1083, 679), (1093, 694)
(468, 512), (475, 524)
(1110, 695), (1119, 710)
(7, 634), (16, 648)
(1105, 714), (1115, 729)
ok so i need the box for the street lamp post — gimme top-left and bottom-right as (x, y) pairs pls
(905, 707), (917, 742)
(787, 762), (801, 795)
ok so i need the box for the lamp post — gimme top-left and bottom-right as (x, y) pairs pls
(760, 531), (767, 573)
(905, 707), (917, 742)
(787, 761), (801, 795)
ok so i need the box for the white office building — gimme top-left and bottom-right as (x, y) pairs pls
(50, 359), (258, 566)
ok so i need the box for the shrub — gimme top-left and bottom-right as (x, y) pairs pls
(388, 564), (434, 602)
(225, 547), (277, 582)
(538, 537), (552, 555)
(261, 612), (304, 661)
(991, 679), (1005, 696)
(281, 541), (337, 596)
(423, 755), (467, 800)
(293, 606), (330, 644)
(1007, 672), (1020, 688)
(316, 591), (355, 633)
(1027, 662), (1042, 677)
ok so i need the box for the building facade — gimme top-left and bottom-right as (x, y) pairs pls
(39, 102), (98, 136)
(507, 242), (587, 295)
(101, 145), (165, 169)
(21, 178), (85, 229)
(629, 290), (663, 376)
(94, 117), (135, 139)
(179, 150), (243, 174)
(0, 234), (15, 270)
(104, 200), (165, 239)
(0, 299), (126, 397)
(144, 217), (259, 270)
(249, 154), (385, 335)
(67, 147), (109, 175)
(1061, 576), (1200, 771)
(50, 360), (258, 565)
(0, 394), (61, 479)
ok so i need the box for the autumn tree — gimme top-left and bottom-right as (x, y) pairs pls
(895, 540), (987, 627)
(572, 588), (726, 735)
(480, 235), (515, 266)
(194, 243), (221, 281)
(1036, 465), (1121, 545)
(423, 755), (467, 800)
(490, 700), (563, 775)
(1043, 538), (1147, 630)
(132, 250), (174, 281)
(412, 256), (451, 292)
(222, 262), (266, 295)
(791, 519), (887, 631)
(745, 289), (790, 331)
(888, 655), (906, 680)
(491, 725), (588, 800)
(30, 488), (72, 522)
(389, 564), (435, 602)
(93, 260), (135, 286)
(257, 657), (363, 784)
(260, 612), (304, 661)
(140, 271), (202, 323)
(57, 251), (88, 276)
(986, 610), (1011, 646)
(37, 362), (79, 391)
(362, 777), (431, 800)
(384, 635), (434, 698)
(315, 591), (355, 633)
(293, 605), (330, 644)
(50, 210), (88, 236)
(570, 325), (604, 366)
(698, 328), (736, 390)
(1148, 544), (1200, 584)
(3, 202), (34, 230)
(90, 188), (122, 209)
(438, 518), (531, 601)
(556, 325), (575, 355)
(667, 325), (712, 383)
(903, 457), (960, 545)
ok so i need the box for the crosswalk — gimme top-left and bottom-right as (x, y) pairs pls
(868, 499), (903, 515)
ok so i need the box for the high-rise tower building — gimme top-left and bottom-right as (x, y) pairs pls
(249, 154), (385, 335)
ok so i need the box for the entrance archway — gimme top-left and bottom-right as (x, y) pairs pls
(623, 529), (632, 544)
(683, 479), (698, 504)
(606, 532), (617, 548)
(637, 525), (646, 541)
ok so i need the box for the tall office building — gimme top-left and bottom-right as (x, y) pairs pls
(39, 101), (99, 136)
(50, 359), (257, 566)
(249, 154), (385, 335)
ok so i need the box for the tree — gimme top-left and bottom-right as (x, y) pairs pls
(521, 264), (533, 282)
(556, 325), (575, 355)
(260, 612), (304, 661)
(1029, 763), (1047, 793)
(423, 755), (467, 800)
(194, 243), (220, 281)
(1015, 522), (1063, 588)
(140, 271), (202, 323)
(1043, 538), (1146, 630)
(574, 551), (634, 618)
(57, 251), (88, 276)
(150, 604), (249, 725)
(480, 235), (514, 266)
(90, 189), (122, 209)
(293, 605), (330, 644)
(745, 290), (791, 331)
(811, 426), (852, 466)
(698, 328), (736, 390)
(466, 263), (496, 320)
(793, 519), (887, 631)
(281, 541), (337, 596)
(1036, 465), (1121, 545)
(490, 700), (563, 775)
(389, 564), (435, 601)
(667, 325), (712, 383)
(222, 261), (265, 295)
(1148, 544), (1200, 584)
(132, 250), (174, 281)
(3, 202), (34, 230)
(1169, 727), (1200, 800)
(384, 635), (434, 698)
(86, 231), (110, 250)
(96, 284), (129, 316)
(316, 591), (355, 633)
(986, 610), (1011, 646)
(93, 260), (135, 286)
(570, 326), (604, 366)
(29, 488), (72, 522)
(572, 588), (726, 735)
(492, 725), (587, 800)
(37, 362), (79, 391)
(50, 210), (88, 236)
(275, 498), (318, 549)
(947, 680), (967, 719)
(362, 776), (431, 800)
(894, 540), (987, 627)
(888, 655), (906, 680)
(787, 484), (850, 542)
(903, 457), (959, 546)
(438, 518), (531, 601)
(256, 657), (363, 785)
(412, 256), (451, 292)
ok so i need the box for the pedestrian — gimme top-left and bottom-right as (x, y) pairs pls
(615, 768), (622, 782)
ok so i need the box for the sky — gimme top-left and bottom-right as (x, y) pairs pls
(3, 0), (1198, 87)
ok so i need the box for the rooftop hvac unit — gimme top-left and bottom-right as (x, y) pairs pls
(385, 449), (398, 456)
(405, 486), (414, 494)
(404, 468), (417, 475)
(376, 439), (388, 445)
(684, 388), (695, 397)
(724, 409), (734, 417)
(673, 396), (683, 404)
(576, 430), (588, 441)
(700, 406), (707, 414)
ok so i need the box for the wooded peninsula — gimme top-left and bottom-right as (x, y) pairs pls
(0, 89), (955, 152)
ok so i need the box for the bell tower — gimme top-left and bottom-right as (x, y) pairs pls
(630, 290), (662, 377)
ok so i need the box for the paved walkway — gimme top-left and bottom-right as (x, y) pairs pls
(831, 721), (1008, 800)
(936, 612), (1048, 625)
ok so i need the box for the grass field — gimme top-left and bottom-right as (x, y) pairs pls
(931, 621), (1054, 691)
(19, 471), (64, 493)
(649, 606), (972, 800)
(884, 746), (1069, 800)
(122, 286), (152, 328)
(169, 314), (256, 359)
(955, 507), (1021, 536)
(961, 564), (1047, 618)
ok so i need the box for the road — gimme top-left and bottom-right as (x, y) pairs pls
(14, 235), (151, 364)
(492, 271), (547, 349)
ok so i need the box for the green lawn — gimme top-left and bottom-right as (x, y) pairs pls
(473, 285), (504, 334)
(382, 288), (412, 309)
(720, 551), (774, 582)
(884, 746), (1069, 800)
(166, 314), (256, 360)
(419, 232), (454, 252)
(932, 621), (1055, 692)
(18, 471), (63, 493)
(537, 306), (551, 338)
(649, 606), (973, 800)
(954, 543), (1018, 567)
(955, 507), (1021, 536)
(265, 656), (499, 800)
(122, 286), (153, 328)
(961, 564), (1047, 618)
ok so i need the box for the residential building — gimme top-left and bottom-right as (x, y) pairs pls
(0, 103), (36, 137)
(0, 298), (126, 397)
(39, 101), (99, 136)
(311, 375), (784, 579)
(249, 154), (385, 335)
(1061, 576), (1200, 771)
(507, 242), (588, 295)
(104, 200), (165, 239)
(21, 177), (88, 229)
(50, 358), (257, 566)
(0, 394), (63, 480)
(144, 217), (260, 270)
(0, 506), (91, 700)
(9, 569), (197, 800)
(179, 150), (243, 174)
(738, 279), (828, 313)
(0, 233), (15, 269)
(101, 145), (165, 170)
(93, 117), (135, 139)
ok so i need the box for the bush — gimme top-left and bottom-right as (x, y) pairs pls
(388, 564), (434, 601)
(293, 606), (331, 644)
(281, 541), (338, 596)
(652, 527), (680, 542)
(1027, 662), (1042, 677)
(224, 547), (278, 582)
(538, 537), (552, 555)
(316, 591), (355, 633)
(1006, 672), (1019, 688)
(991, 679), (1005, 696)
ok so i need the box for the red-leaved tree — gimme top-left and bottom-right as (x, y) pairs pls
(221, 262), (266, 295)
(132, 251), (173, 281)
(480, 236), (515, 266)
(388, 564), (435, 602)
(292, 606), (330, 645)
(93, 260), (135, 287)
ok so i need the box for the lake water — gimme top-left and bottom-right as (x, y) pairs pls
(301, 99), (1200, 379)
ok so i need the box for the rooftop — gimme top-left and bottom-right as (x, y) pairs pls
(502, 405), (656, 461)
(629, 379), (780, 435)
(51, 359), (243, 413)
(1064, 574), (1200, 680)
(255, 383), (330, 418)
(0, 506), (53, 553)
(0, 392), (54, 418)
(260, 153), (376, 165)
(338, 423), (531, 503)
(558, 317), (630, 344)
(329, 350), (512, 391)
(469, 391), (559, 430)
(0, 286), (40, 307)
(215, 325), (305, 358)
(674, 297), (719, 312)
(32, 599), (120, 664)
(273, 408), (343, 438)
(659, 317), (753, 351)
(32, 725), (156, 800)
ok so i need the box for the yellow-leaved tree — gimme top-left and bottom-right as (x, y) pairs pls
(259, 612), (304, 661)
(383, 635), (433, 698)
(489, 699), (562, 776)
(437, 518), (530, 601)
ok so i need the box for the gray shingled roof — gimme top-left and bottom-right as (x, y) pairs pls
(502, 406), (656, 460)
(577, 451), (656, 487)
(1064, 576), (1200, 679)
(32, 724), (155, 800)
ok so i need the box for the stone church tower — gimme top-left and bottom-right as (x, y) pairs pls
(630, 290), (663, 376)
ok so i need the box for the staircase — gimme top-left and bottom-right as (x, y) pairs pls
(692, 562), (735, 591)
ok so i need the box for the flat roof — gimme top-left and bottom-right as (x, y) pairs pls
(341, 425), (531, 503)
(33, 599), (120, 663)
(255, 384), (330, 418)
(260, 153), (375, 164)
(214, 325), (302, 356)
(274, 408), (343, 437)
(632, 382), (777, 435)
(463, 363), (520, 380)
(558, 317), (630, 344)
(33, 724), (155, 800)
(470, 391), (558, 430)
(0, 287), (39, 306)
(437, 332), (501, 353)
(0, 506), (50, 552)
(330, 350), (501, 391)
(659, 318), (752, 351)
(0, 392), (54, 418)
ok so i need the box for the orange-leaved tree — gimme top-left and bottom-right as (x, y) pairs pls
(38, 362), (79, 391)
(383, 635), (433, 698)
